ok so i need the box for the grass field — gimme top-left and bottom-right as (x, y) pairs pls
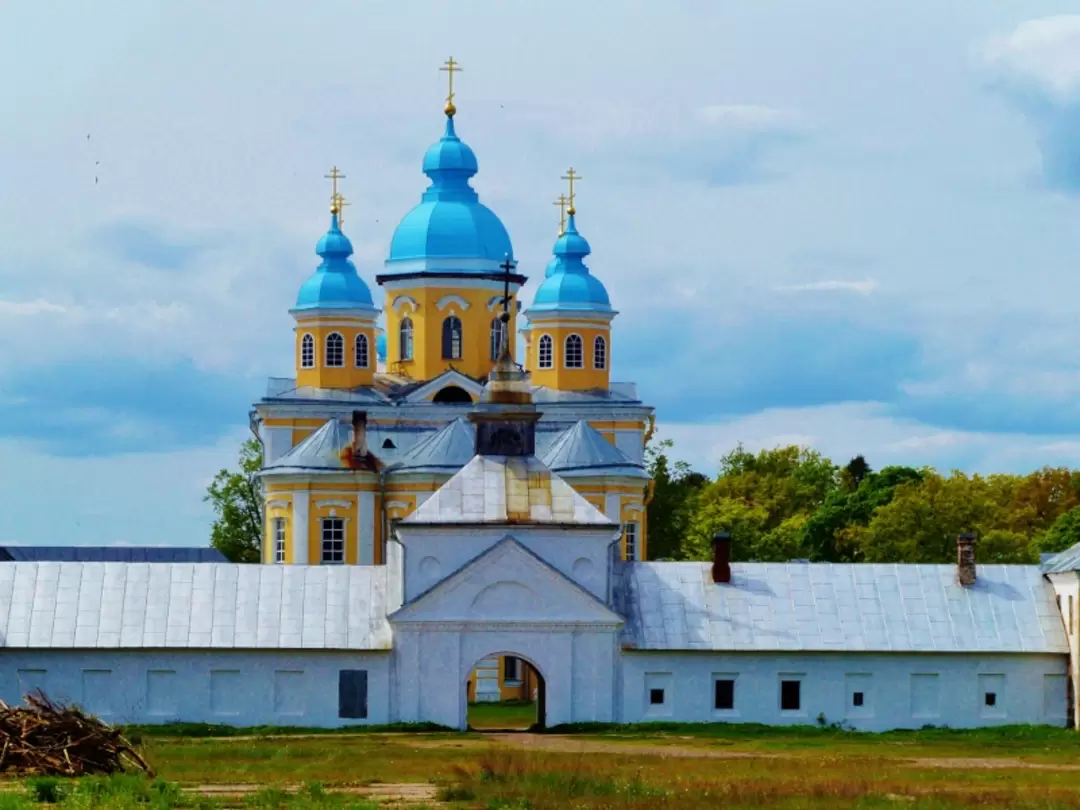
(466, 700), (537, 730)
(3, 721), (1080, 807)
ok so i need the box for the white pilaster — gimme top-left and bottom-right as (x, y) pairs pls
(604, 493), (622, 526)
(358, 491), (375, 565)
(292, 492), (310, 565)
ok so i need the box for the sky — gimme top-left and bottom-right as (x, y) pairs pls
(4, 1), (1080, 546)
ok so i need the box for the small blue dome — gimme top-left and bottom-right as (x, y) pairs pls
(386, 115), (512, 269)
(293, 213), (375, 311)
(528, 214), (612, 313)
(375, 332), (387, 361)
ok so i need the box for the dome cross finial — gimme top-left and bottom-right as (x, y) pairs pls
(561, 167), (582, 215)
(331, 191), (350, 225)
(324, 166), (346, 214)
(553, 193), (569, 236)
(440, 56), (462, 117)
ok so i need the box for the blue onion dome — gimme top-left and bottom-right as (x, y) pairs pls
(293, 212), (376, 311)
(375, 332), (387, 362)
(385, 115), (513, 270)
(528, 213), (612, 313)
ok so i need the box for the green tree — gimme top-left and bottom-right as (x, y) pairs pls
(1042, 505), (1080, 555)
(205, 437), (264, 563)
(644, 435), (707, 560)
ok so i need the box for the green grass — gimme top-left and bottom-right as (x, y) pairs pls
(467, 700), (538, 730)
(121, 721), (451, 739)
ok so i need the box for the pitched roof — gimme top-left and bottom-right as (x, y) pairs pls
(540, 420), (648, 479)
(388, 417), (475, 474)
(0, 563), (393, 650)
(402, 455), (615, 526)
(0, 546), (226, 563)
(614, 561), (1067, 654)
(1041, 542), (1080, 574)
(263, 419), (351, 472)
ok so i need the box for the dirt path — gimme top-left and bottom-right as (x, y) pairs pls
(183, 783), (438, 801)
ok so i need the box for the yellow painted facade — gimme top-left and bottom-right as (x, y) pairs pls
(523, 318), (611, 391)
(381, 283), (522, 382)
(294, 317), (377, 389)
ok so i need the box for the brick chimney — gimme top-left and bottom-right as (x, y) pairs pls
(957, 532), (976, 587)
(351, 410), (368, 457)
(712, 531), (731, 584)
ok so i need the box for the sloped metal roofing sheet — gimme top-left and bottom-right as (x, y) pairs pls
(0, 563), (393, 650)
(388, 417), (475, 473)
(614, 562), (1067, 654)
(1041, 542), (1080, 574)
(0, 547), (227, 562)
(541, 420), (648, 478)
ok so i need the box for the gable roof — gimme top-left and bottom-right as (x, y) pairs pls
(262, 418), (372, 474)
(0, 562), (393, 650)
(390, 536), (622, 625)
(1041, 542), (1080, 574)
(540, 420), (648, 479)
(402, 454), (615, 526)
(614, 561), (1067, 654)
(0, 546), (226, 563)
(388, 417), (475, 474)
(399, 369), (485, 404)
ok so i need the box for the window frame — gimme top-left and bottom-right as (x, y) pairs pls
(564, 333), (584, 368)
(354, 333), (369, 369)
(442, 315), (463, 360)
(325, 332), (345, 368)
(490, 317), (507, 361)
(714, 677), (735, 711)
(338, 669), (368, 719)
(779, 677), (803, 713)
(593, 335), (606, 370)
(623, 521), (639, 561)
(300, 333), (315, 369)
(320, 517), (346, 564)
(503, 656), (521, 685)
(538, 334), (554, 369)
(399, 317), (414, 361)
(273, 517), (287, 564)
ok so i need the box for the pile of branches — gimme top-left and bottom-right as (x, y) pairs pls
(0, 691), (152, 777)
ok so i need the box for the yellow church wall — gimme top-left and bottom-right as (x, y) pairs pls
(294, 320), (377, 389)
(525, 321), (611, 391)
(382, 283), (521, 382)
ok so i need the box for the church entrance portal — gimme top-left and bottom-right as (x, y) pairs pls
(464, 654), (546, 731)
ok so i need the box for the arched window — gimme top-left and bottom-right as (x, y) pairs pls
(442, 316), (463, 360)
(355, 333), (369, 368)
(538, 334), (553, 369)
(399, 318), (414, 361)
(565, 334), (584, 368)
(490, 317), (507, 360)
(300, 334), (315, 368)
(593, 335), (607, 370)
(325, 332), (344, 367)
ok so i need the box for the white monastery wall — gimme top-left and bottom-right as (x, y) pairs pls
(1046, 572), (1080, 728)
(618, 652), (1068, 731)
(0, 650), (392, 727)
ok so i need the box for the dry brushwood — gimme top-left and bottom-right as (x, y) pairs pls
(0, 690), (152, 777)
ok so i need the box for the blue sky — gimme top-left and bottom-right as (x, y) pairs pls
(4, 1), (1080, 545)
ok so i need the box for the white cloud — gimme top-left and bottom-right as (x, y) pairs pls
(0, 298), (71, 317)
(775, 279), (878, 295)
(983, 15), (1080, 102)
(696, 104), (803, 132)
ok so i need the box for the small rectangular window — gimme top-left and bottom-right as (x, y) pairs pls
(714, 679), (735, 710)
(780, 680), (801, 711)
(273, 518), (287, 563)
(649, 688), (665, 705)
(623, 522), (639, 561)
(504, 656), (520, 683)
(321, 517), (345, 564)
(338, 670), (368, 719)
(852, 691), (864, 707)
(984, 692), (997, 707)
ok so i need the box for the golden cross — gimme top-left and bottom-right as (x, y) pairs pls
(331, 192), (350, 225)
(561, 167), (582, 215)
(553, 194), (569, 236)
(440, 56), (462, 116)
(324, 166), (346, 203)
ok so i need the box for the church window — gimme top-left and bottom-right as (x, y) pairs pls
(301, 334), (315, 368)
(715, 679), (735, 711)
(504, 656), (521, 684)
(593, 335), (606, 369)
(442, 316), (463, 360)
(273, 518), (286, 563)
(780, 679), (801, 711)
(623, 522), (639, 561)
(565, 334), (584, 368)
(355, 333), (369, 368)
(490, 317), (507, 361)
(338, 670), (368, 719)
(325, 333), (345, 367)
(399, 318), (414, 361)
(538, 334), (553, 369)
(321, 518), (345, 564)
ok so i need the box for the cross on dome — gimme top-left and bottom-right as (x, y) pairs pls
(440, 56), (462, 117)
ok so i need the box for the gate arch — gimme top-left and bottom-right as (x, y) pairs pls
(462, 650), (547, 731)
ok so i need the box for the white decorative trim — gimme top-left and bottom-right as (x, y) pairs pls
(436, 294), (471, 312)
(537, 333), (554, 369)
(523, 311), (618, 325)
(386, 500), (412, 512)
(315, 499), (353, 509)
(487, 295), (517, 312)
(266, 500), (291, 511)
(391, 295), (420, 314)
(564, 333), (585, 369)
(622, 502), (644, 515)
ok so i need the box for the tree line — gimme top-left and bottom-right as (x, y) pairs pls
(645, 436), (1080, 564)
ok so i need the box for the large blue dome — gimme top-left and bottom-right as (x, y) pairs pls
(528, 214), (612, 313)
(293, 213), (375, 311)
(385, 115), (512, 270)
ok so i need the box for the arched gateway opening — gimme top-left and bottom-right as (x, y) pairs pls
(464, 653), (546, 731)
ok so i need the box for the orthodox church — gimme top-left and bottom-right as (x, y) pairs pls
(0, 63), (1079, 731)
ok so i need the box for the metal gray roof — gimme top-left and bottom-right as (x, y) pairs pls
(0, 547), (226, 563)
(0, 563), (393, 650)
(263, 419), (351, 473)
(540, 420), (648, 479)
(388, 417), (475, 474)
(1041, 542), (1080, 574)
(403, 455), (616, 526)
(615, 562), (1067, 654)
